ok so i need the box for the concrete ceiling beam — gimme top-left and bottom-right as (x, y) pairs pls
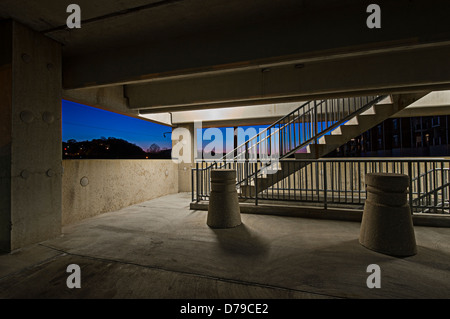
(126, 45), (450, 112)
(61, 0), (450, 90)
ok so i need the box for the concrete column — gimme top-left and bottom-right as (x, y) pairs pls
(173, 123), (195, 193)
(359, 173), (417, 257)
(0, 21), (62, 252)
(207, 169), (241, 228)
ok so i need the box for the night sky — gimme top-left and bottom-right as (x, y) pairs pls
(62, 100), (173, 151)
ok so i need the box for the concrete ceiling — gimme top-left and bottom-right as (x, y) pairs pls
(1, 0), (343, 56)
(2, 0), (450, 114)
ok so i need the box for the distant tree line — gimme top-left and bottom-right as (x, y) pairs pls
(63, 137), (171, 159)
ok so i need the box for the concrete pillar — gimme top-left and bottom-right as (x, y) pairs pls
(173, 123), (195, 193)
(359, 173), (417, 257)
(207, 169), (241, 228)
(0, 21), (62, 252)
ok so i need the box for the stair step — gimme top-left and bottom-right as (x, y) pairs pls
(331, 126), (342, 135)
(377, 95), (393, 105)
(237, 95), (397, 195)
(373, 103), (395, 117)
(294, 144), (327, 159)
(360, 105), (376, 116)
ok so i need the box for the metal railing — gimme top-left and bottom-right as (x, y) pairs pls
(192, 158), (450, 215)
(200, 95), (387, 190)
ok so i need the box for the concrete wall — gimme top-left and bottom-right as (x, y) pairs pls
(62, 160), (178, 226)
(0, 21), (13, 251)
(1, 21), (62, 252)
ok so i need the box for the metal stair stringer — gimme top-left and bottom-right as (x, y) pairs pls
(241, 92), (430, 197)
(297, 92), (431, 160)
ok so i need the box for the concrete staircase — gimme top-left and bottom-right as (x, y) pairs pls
(295, 96), (394, 160)
(239, 92), (429, 196)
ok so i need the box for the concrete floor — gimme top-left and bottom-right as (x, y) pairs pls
(1, 192), (449, 299)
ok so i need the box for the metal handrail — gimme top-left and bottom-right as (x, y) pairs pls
(222, 100), (318, 160)
(192, 158), (450, 215)
(282, 95), (388, 158)
(411, 167), (449, 182)
(200, 95), (387, 188)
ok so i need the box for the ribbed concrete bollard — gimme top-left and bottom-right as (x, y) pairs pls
(207, 169), (242, 228)
(359, 173), (417, 257)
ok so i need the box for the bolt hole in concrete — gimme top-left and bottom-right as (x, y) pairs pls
(42, 111), (55, 124)
(20, 110), (34, 124)
(46, 169), (55, 177)
(80, 176), (89, 187)
(21, 53), (31, 63)
(20, 170), (30, 179)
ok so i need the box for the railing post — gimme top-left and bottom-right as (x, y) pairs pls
(244, 141), (249, 185)
(196, 162), (200, 203)
(433, 161), (438, 213)
(314, 101), (318, 144)
(191, 165), (194, 202)
(408, 161), (413, 214)
(315, 161), (320, 199)
(323, 161), (328, 210)
(255, 162), (258, 206)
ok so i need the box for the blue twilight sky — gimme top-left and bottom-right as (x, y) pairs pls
(62, 100), (173, 151)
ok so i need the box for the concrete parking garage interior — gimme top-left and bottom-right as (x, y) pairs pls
(1, 0), (450, 302)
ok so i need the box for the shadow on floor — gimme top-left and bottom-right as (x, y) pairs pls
(210, 223), (270, 257)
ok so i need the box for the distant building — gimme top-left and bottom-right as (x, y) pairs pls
(327, 115), (450, 157)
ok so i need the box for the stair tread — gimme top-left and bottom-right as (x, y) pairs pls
(234, 95), (397, 195)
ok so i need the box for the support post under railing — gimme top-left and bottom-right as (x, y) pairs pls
(255, 162), (258, 206)
(316, 162), (320, 199)
(196, 162), (200, 203)
(314, 101), (318, 145)
(191, 165), (194, 202)
(408, 161), (413, 213)
(244, 142), (249, 185)
(323, 161), (328, 210)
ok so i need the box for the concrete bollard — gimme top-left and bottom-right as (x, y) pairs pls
(207, 169), (242, 228)
(359, 172), (417, 257)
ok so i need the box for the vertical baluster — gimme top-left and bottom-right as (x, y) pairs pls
(433, 161), (437, 213)
(417, 162), (421, 212)
(338, 161), (342, 203)
(408, 161), (413, 213)
(315, 101), (319, 144)
(299, 160), (303, 200)
(344, 160), (348, 203)
(288, 162), (291, 201)
(191, 165), (195, 202)
(358, 160), (362, 205)
(441, 161), (445, 214)
(331, 160), (335, 203)
(363, 161), (367, 203)
(255, 162), (258, 206)
(323, 161), (328, 209)
(305, 161), (309, 201)
(351, 161), (354, 204)
(293, 161), (297, 201)
(424, 161), (428, 209)
(195, 162), (199, 202)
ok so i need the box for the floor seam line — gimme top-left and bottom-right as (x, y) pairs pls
(38, 243), (344, 299)
(0, 251), (66, 282)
